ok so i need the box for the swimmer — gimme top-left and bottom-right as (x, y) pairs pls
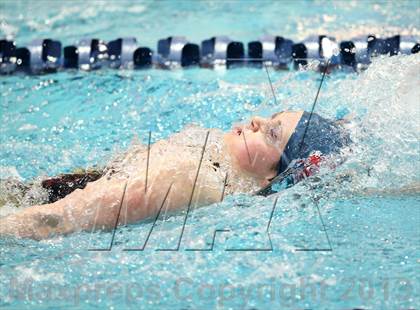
(0, 111), (350, 240)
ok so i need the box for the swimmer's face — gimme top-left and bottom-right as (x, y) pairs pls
(224, 113), (283, 180)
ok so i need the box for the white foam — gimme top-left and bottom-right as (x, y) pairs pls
(0, 166), (22, 180)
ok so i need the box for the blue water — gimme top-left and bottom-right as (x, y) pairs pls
(1, 1), (420, 309)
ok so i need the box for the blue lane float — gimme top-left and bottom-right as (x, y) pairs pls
(107, 37), (138, 68)
(27, 39), (62, 73)
(201, 36), (245, 68)
(63, 38), (108, 70)
(157, 36), (199, 68)
(248, 35), (293, 68)
(0, 34), (418, 74)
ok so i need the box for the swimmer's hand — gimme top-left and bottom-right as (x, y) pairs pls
(0, 205), (65, 240)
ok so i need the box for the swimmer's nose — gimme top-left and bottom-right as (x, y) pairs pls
(249, 116), (266, 132)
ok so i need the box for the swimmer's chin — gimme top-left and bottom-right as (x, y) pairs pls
(223, 130), (241, 150)
(223, 133), (267, 185)
(222, 132), (232, 150)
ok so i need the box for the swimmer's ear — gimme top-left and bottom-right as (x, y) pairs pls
(264, 166), (278, 186)
(260, 178), (272, 188)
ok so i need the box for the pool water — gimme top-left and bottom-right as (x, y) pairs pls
(1, 1), (419, 309)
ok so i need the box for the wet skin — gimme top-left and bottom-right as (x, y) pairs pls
(0, 111), (303, 239)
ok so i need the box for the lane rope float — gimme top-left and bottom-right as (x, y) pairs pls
(0, 34), (418, 74)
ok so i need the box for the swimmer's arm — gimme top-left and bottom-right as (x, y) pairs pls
(0, 160), (223, 240)
(0, 202), (66, 240)
(0, 176), (128, 240)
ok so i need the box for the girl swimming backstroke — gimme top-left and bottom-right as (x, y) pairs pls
(0, 111), (351, 240)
